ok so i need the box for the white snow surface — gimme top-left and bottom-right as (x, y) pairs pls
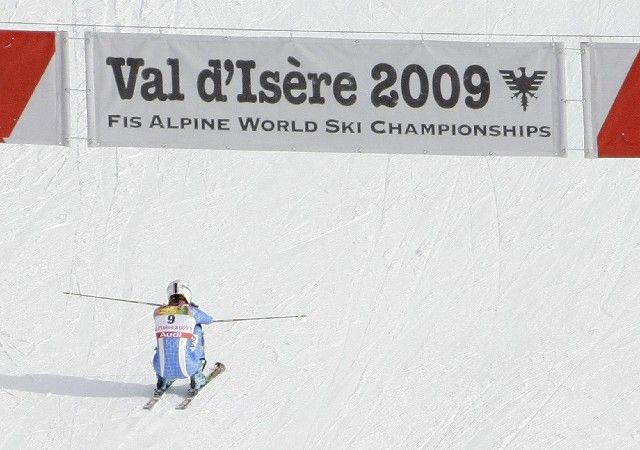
(2, 1), (640, 449)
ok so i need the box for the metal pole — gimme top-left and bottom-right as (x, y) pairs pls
(63, 291), (163, 306)
(212, 315), (307, 323)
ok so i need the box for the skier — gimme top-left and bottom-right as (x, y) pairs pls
(152, 280), (214, 392)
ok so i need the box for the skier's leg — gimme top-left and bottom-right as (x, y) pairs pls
(189, 329), (207, 389)
(195, 331), (207, 377)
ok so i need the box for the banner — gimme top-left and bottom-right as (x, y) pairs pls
(86, 32), (566, 156)
(582, 43), (640, 158)
(0, 30), (69, 145)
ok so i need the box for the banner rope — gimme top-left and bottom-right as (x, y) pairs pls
(0, 20), (639, 40)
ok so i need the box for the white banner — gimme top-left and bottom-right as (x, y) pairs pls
(86, 32), (566, 156)
(0, 30), (69, 145)
(582, 43), (640, 158)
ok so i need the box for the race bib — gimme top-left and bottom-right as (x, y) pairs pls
(154, 305), (196, 339)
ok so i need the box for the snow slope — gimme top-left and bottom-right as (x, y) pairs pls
(2, 1), (640, 449)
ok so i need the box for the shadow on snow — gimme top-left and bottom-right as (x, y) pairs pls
(0, 373), (150, 398)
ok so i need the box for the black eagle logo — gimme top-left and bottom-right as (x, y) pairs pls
(499, 67), (547, 111)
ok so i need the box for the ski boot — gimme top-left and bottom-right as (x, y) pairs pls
(156, 376), (174, 393)
(189, 359), (208, 391)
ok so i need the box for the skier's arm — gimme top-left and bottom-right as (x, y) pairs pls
(192, 307), (214, 325)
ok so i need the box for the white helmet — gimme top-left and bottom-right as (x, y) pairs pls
(167, 280), (192, 304)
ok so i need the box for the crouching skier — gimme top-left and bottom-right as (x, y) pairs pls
(153, 280), (214, 392)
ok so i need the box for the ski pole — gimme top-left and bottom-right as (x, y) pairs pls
(63, 292), (307, 322)
(211, 314), (306, 324)
(63, 291), (163, 307)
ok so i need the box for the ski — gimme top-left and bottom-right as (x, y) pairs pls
(175, 362), (225, 410)
(143, 387), (169, 410)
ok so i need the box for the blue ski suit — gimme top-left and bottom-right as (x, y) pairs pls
(152, 304), (214, 380)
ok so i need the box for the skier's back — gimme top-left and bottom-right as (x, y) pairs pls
(152, 280), (213, 390)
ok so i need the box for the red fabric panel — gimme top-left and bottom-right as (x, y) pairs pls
(597, 51), (640, 157)
(0, 30), (55, 141)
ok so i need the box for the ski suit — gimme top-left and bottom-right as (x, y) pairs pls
(152, 304), (214, 380)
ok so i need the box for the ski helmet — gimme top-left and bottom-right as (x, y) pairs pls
(167, 280), (192, 304)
